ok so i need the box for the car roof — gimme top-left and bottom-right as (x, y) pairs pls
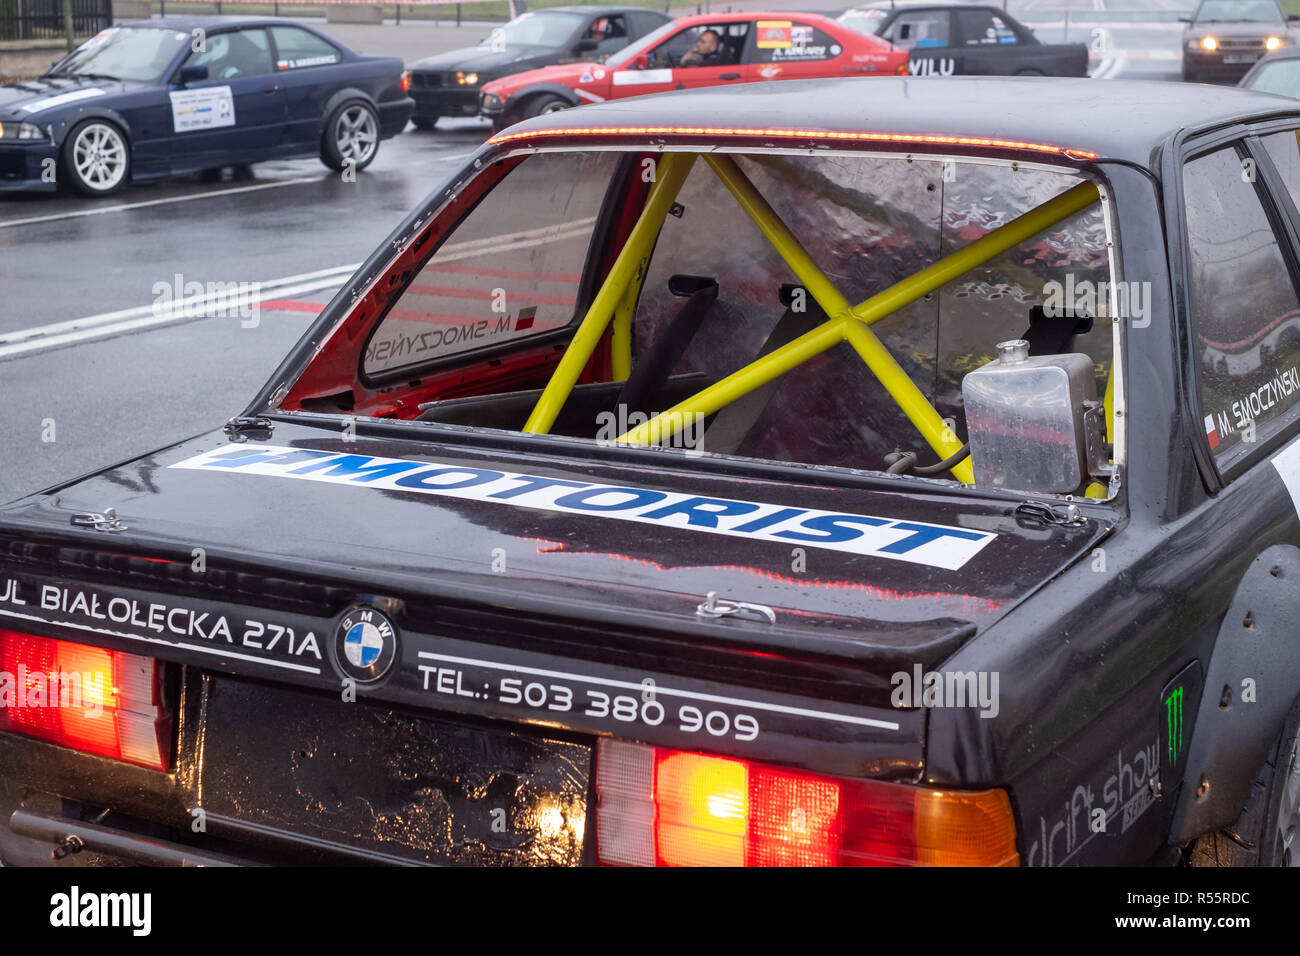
(668, 10), (844, 25)
(492, 76), (1300, 169)
(544, 5), (672, 13)
(845, 1), (997, 10)
(121, 15), (333, 30)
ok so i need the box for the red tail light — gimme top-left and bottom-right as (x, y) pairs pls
(594, 739), (1018, 866)
(401, 70), (411, 93)
(0, 631), (172, 771)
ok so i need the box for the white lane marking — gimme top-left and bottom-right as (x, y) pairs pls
(0, 215), (597, 359)
(0, 606), (322, 675)
(416, 651), (902, 730)
(0, 268), (357, 361)
(0, 150), (479, 231)
(0, 178), (315, 231)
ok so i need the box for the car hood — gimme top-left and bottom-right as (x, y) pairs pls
(0, 421), (1112, 668)
(483, 60), (602, 93)
(0, 76), (127, 120)
(407, 44), (559, 75)
(1186, 20), (1293, 37)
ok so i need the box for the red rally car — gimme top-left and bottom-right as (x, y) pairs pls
(478, 11), (907, 130)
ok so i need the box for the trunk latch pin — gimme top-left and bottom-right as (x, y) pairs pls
(70, 508), (126, 533)
(697, 591), (776, 624)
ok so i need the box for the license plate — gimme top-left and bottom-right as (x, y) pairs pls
(1224, 54), (1260, 64)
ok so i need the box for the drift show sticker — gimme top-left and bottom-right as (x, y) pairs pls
(20, 87), (106, 114)
(613, 69), (672, 85)
(170, 85), (235, 133)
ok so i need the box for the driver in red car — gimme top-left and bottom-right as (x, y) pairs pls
(681, 29), (725, 66)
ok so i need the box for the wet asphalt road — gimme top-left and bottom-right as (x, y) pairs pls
(0, 119), (492, 505)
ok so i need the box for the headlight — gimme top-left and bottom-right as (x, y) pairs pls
(1267, 35), (1284, 51)
(1201, 36), (1218, 51)
(455, 71), (479, 86)
(481, 92), (504, 109)
(0, 121), (47, 141)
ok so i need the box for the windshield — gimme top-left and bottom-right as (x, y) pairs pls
(482, 10), (585, 47)
(1245, 57), (1300, 94)
(604, 21), (680, 66)
(49, 26), (189, 82)
(292, 148), (1117, 498)
(838, 8), (890, 36)
(1195, 0), (1283, 22)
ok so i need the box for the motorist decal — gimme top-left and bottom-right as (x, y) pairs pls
(171, 444), (999, 570)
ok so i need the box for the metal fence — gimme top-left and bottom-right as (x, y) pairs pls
(0, 0), (112, 42)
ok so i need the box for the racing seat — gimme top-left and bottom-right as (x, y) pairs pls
(701, 284), (828, 456)
(1021, 304), (1093, 356)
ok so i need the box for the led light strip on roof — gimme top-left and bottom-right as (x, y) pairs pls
(487, 125), (1100, 160)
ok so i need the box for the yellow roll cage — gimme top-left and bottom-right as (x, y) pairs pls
(521, 150), (1103, 486)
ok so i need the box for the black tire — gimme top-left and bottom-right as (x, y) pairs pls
(1187, 693), (1300, 866)
(320, 99), (381, 173)
(523, 93), (572, 118)
(411, 116), (439, 131)
(60, 118), (131, 197)
(1014, 68), (1045, 76)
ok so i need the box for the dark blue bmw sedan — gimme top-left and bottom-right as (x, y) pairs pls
(0, 17), (413, 197)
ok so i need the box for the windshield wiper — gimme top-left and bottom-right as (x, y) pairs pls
(46, 71), (120, 82)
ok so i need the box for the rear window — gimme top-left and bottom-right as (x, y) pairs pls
(1182, 144), (1300, 463)
(747, 22), (842, 63)
(270, 26), (342, 70)
(347, 149), (1116, 497)
(363, 152), (617, 377)
(838, 8), (890, 37)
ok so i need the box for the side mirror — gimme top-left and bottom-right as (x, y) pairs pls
(633, 52), (648, 69)
(178, 64), (208, 84)
(51, 59), (61, 69)
(962, 340), (1109, 494)
(575, 38), (599, 54)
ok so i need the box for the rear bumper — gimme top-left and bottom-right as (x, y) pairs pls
(0, 673), (595, 866)
(379, 96), (415, 138)
(411, 87), (482, 121)
(1183, 51), (1263, 80)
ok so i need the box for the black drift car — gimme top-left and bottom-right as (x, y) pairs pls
(839, 1), (1088, 76)
(403, 5), (669, 129)
(4, 78), (1300, 867)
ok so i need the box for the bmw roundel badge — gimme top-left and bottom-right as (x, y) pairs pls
(332, 605), (398, 683)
